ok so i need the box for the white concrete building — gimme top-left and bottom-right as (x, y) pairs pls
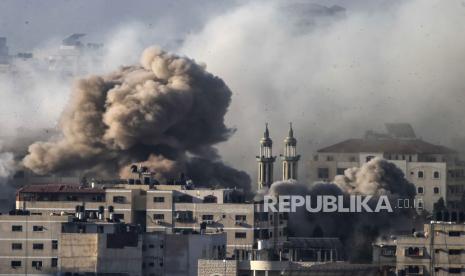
(308, 124), (465, 213)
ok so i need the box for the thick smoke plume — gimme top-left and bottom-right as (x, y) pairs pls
(264, 158), (417, 262)
(334, 157), (416, 197)
(23, 47), (251, 191)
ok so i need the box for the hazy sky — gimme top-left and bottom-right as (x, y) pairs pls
(2, 0), (465, 186)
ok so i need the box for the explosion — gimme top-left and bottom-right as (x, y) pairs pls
(23, 47), (250, 191)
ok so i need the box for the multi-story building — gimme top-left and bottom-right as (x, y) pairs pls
(371, 213), (465, 276)
(15, 179), (287, 260)
(396, 220), (465, 276)
(309, 124), (465, 212)
(0, 212), (68, 275)
(0, 210), (226, 276)
(145, 185), (287, 258)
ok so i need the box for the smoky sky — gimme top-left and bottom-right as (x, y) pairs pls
(1, 0), (465, 190)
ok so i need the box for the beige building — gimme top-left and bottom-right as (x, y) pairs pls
(14, 180), (287, 260)
(198, 259), (378, 276)
(145, 186), (288, 258)
(0, 210), (227, 275)
(0, 212), (68, 275)
(395, 221), (465, 276)
(309, 124), (465, 212)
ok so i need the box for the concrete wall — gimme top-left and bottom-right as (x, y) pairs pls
(0, 215), (67, 274)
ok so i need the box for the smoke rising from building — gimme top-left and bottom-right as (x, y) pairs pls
(263, 158), (417, 262)
(22, 47), (251, 191)
(334, 157), (416, 197)
(181, 0), (465, 182)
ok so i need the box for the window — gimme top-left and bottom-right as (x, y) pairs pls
(235, 215), (247, 221)
(153, 214), (165, 220)
(449, 268), (462, 274)
(336, 168), (346, 175)
(449, 249), (461, 255)
(417, 201), (423, 210)
(313, 155), (318, 161)
(33, 225), (44, 232)
(11, 261), (21, 268)
(433, 171), (440, 179)
(11, 243), (22, 250)
(113, 214), (125, 221)
(417, 187), (424, 194)
(31, 261), (42, 269)
(449, 231), (461, 237)
(113, 196), (126, 204)
(175, 211), (193, 222)
(153, 197), (165, 203)
(51, 258), (58, 267)
(235, 232), (247, 239)
(326, 155), (334, 161)
(11, 225), (22, 232)
(434, 187), (440, 194)
(202, 214), (214, 221)
(52, 240), (58, 250)
(317, 168), (329, 179)
(33, 243), (44, 250)
(349, 156), (356, 162)
(203, 195), (217, 203)
(381, 247), (396, 256)
(417, 171), (424, 179)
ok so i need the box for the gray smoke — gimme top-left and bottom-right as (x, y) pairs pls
(22, 47), (251, 191)
(334, 157), (416, 197)
(181, 0), (465, 184)
(264, 158), (417, 262)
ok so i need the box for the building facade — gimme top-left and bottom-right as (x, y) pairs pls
(309, 124), (465, 212)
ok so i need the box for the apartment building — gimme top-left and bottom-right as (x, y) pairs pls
(14, 179), (287, 260)
(0, 212), (68, 274)
(146, 185), (288, 258)
(0, 210), (226, 275)
(396, 221), (465, 276)
(309, 124), (465, 212)
(15, 183), (148, 225)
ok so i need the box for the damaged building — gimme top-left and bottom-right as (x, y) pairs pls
(309, 123), (465, 212)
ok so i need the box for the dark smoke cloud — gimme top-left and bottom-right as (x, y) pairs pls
(22, 47), (250, 191)
(264, 158), (417, 262)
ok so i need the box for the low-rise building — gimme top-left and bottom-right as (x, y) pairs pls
(15, 179), (288, 259)
(0, 212), (68, 275)
(146, 185), (287, 258)
(0, 210), (227, 276)
(396, 220), (465, 276)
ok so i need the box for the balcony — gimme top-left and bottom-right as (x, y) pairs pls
(404, 247), (425, 257)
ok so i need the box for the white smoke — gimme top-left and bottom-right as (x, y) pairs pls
(180, 0), (465, 184)
(0, 142), (15, 182)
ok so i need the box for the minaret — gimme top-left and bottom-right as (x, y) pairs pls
(256, 123), (276, 189)
(281, 123), (300, 181)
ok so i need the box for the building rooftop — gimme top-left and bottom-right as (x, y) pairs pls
(17, 184), (104, 194)
(317, 138), (455, 154)
(284, 237), (343, 249)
